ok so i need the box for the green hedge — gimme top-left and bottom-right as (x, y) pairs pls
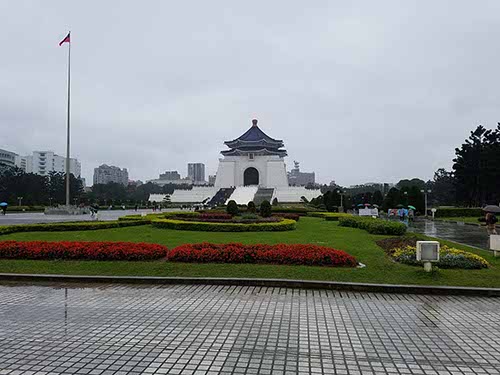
(338, 216), (407, 235)
(435, 208), (483, 218)
(0, 220), (148, 236)
(306, 212), (353, 221)
(151, 218), (296, 232)
(270, 207), (326, 215)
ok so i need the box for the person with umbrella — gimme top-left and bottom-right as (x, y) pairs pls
(483, 205), (499, 235)
(408, 205), (416, 222)
(0, 202), (7, 215)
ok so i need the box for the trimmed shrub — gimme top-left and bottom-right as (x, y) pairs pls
(151, 218), (296, 232)
(199, 213), (232, 220)
(272, 198), (279, 206)
(168, 243), (357, 267)
(247, 201), (256, 213)
(338, 216), (407, 235)
(392, 245), (489, 269)
(271, 213), (300, 221)
(0, 241), (168, 261)
(0, 220), (148, 236)
(435, 208), (483, 218)
(226, 200), (239, 216)
(260, 200), (272, 218)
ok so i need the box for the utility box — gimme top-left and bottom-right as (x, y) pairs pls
(416, 241), (440, 271)
(490, 235), (500, 257)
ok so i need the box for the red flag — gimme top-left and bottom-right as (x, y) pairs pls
(59, 33), (70, 46)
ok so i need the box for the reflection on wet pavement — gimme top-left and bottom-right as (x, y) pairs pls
(409, 219), (490, 249)
(0, 283), (499, 374)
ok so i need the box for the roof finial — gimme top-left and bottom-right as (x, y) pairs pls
(252, 119), (258, 127)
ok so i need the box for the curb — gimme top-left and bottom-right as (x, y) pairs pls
(0, 273), (499, 297)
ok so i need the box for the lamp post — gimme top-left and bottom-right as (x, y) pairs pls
(336, 189), (343, 212)
(420, 189), (432, 217)
(403, 191), (408, 206)
(49, 197), (53, 207)
(17, 196), (23, 207)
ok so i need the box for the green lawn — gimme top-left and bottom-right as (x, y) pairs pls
(1, 217), (499, 287)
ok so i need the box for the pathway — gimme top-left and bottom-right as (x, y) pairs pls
(409, 219), (490, 249)
(0, 283), (499, 374)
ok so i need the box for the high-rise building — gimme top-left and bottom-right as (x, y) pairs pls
(188, 163), (205, 183)
(93, 164), (129, 186)
(159, 171), (181, 180)
(26, 151), (81, 177)
(0, 148), (18, 168)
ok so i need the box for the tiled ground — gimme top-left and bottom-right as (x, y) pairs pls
(0, 284), (499, 375)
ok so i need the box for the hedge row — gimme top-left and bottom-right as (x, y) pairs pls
(338, 216), (407, 235)
(151, 218), (296, 232)
(269, 207), (326, 215)
(435, 208), (483, 218)
(5, 206), (46, 212)
(0, 220), (148, 236)
(169, 243), (357, 267)
(0, 240), (168, 261)
(306, 212), (353, 221)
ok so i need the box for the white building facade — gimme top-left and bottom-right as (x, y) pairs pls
(26, 151), (81, 177)
(93, 164), (129, 186)
(214, 119), (288, 189)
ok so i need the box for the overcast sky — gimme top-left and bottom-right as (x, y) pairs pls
(2, 1), (500, 186)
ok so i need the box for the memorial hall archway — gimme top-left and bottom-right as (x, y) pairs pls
(244, 167), (259, 186)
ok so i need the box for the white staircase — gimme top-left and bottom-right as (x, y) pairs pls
(272, 187), (321, 203)
(225, 186), (258, 205)
(170, 187), (218, 203)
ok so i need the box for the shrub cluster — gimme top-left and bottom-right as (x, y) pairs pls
(226, 200), (239, 215)
(0, 220), (148, 236)
(199, 213), (232, 220)
(260, 200), (272, 217)
(435, 208), (483, 218)
(338, 216), (407, 235)
(0, 240), (168, 261)
(168, 242), (357, 267)
(392, 245), (489, 269)
(151, 218), (296, 232)
(271, 213), (300, 221)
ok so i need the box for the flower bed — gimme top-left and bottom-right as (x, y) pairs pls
(168, 243), (357, 267)
(0, 240), (168, 261)
(151, 218), (296, 232)
(338, 216), (406, 235)
(392, 245), (489, 269)
(0, 220), (148, 236)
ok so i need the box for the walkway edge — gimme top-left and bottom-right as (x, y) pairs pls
(0, 273), (499, 296)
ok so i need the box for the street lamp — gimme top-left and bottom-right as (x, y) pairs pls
(336, 189), (343, 212)
(420, 189), (432, 217)
(403, 191), (408, 206)
(17, 196), (23, 207)
(49, 197), (53, 207)
(73, 198), (78, 206)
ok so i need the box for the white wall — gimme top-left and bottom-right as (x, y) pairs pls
(215, 155), (288, 188)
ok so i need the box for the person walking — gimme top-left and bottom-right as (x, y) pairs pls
(485, 212), (498, 235)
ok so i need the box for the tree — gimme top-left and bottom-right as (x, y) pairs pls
(226, 200), (239, 215)
(260, 200), (272, 217)
(372, 190), (383, 206)
(453, 124), (500, 206)
(247, 201), (256, 213)
(429, 168), (456, 206)
(382, 188), (400, 211)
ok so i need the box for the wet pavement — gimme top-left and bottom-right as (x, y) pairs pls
(409, 219), (490, 250)
(0, 209), (173, 226)
(0, 283), (499, 375)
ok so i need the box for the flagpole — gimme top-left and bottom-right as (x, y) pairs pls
(65, 32), (71, 207)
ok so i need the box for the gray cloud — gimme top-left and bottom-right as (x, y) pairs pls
(2, 0), (500, 186)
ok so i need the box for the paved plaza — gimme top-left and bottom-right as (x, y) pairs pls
(0, 284), (499, 374)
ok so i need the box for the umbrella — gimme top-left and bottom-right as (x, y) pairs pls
(0, 202), (7, 207)
(372, 204), (379, 208)
(364, 203), (371, 206)
(483, 205), (500, 213)
(396, 204), (404, 208)
(408, 205), (416, 210)
(357, 204), (364, 207)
